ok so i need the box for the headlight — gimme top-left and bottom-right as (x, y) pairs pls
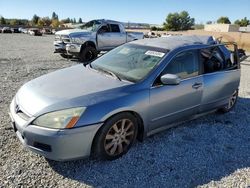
(71, 37), (85, 44)
(33, 107), (86, 129)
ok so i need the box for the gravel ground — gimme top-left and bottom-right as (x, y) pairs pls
(0, 34), (250, 188)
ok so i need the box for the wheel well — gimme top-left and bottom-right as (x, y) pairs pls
(90, 111), (145, 155)
(129, 111), (144, 141)
(81, 41), (96, 52)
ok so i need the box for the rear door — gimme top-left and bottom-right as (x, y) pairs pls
(199, 46), (240, 112)
(109, 24), (126, 47)
(149, 50), (203, 130)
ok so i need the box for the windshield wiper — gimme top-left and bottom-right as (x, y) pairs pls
(104, 70), (121, 81)
(89, 65), (122, 81)
(100, 69), (121, 81)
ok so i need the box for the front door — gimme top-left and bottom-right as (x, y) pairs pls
(149, 50), (203, 130)
(97, 25), (113, 50)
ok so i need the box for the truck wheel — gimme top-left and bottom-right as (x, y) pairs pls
(79, 46), (97, 63)
(93, 113), (138, 160)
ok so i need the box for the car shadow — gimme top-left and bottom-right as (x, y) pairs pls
(47, 96), (250, 187)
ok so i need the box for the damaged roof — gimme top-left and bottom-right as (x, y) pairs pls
(131, 35), (216, 50)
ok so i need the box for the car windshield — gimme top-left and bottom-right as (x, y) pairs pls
(91, 44), (167, 82)
(80, 20), (101, 31)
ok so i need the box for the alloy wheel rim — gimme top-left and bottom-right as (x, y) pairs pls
(85, 51), (93, 61)
(104, 119), (135, 156)
(227, 91), (237, 109)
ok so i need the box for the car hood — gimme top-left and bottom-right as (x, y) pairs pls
(16, 65), (131, 117)
(55, 29), (92, 36)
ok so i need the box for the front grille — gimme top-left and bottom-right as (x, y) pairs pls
(14, 101), (30, 121)
(16, 111), (30, 121)
(61, 35), (70, 43)
(55, 34), (71, 43)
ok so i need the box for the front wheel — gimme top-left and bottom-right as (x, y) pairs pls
(79, 46), (97, 63)
(93, 113), (138, 160)
(218, 90), (238, 113)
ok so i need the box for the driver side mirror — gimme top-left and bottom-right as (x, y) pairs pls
(160, 74), (181, 85)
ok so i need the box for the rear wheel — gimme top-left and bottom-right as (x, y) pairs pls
(93, 113), (138, 160)
(79, 46), (97, 63)
(218, 90), (238, 113)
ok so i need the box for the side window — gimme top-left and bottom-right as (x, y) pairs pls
(163, 51), (199, 79)
(110, 24), (120, 33)
(200, 47), (227, 73)
(201, 46), (238, 74)
(98, 25), (110, 33)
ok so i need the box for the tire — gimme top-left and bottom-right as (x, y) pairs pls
(79, 46), (97, 63)
(60, 54), (73, 59)
(218, 90), (238, 113)
(93, 113), (138, 160)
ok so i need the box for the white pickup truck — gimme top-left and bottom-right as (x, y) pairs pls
(54, 19), (144, 62)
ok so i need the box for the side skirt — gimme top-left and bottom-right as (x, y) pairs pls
(146, 109), (217, 137)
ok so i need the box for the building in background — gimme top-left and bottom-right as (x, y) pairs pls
(204, 24), (239, 32)
(239, 25), (250, 33)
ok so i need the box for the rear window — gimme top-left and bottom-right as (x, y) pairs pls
(200, 45), (237, 74)
(110, 24), (120, 33)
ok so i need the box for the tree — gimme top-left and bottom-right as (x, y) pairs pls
(73, 18), (76, 23)
(151, 26), (158, 31)
(78, 18), (83, 23)
(179, 11), (195, 30)
(206, 21), (212, 25)
(37, 19), (45, 27)
(52, 12), (58, 20)
(42, 17), (52, 26)
(51, 19), (60, 28)
(150, 26), (164, 31)
(163, 11), (195, 31)
(0, 16), (6, 24)
(32, 14), (40, 25)
(234, 17), (249, 27)
(10, 19), (17, 25)
(61, 17), (71, 24)
(217, 16), (231, 24)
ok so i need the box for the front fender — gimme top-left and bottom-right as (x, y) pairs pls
(76, 89), (150, 130)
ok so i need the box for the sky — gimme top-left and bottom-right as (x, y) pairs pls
(0, 0), (250, 24)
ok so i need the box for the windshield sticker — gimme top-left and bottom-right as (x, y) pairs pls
(145, 51), (165, 57)
(118, 48), (131, 55)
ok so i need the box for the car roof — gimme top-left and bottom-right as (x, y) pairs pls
(131, 35), (216, 50)
(95, 19), (121, 24)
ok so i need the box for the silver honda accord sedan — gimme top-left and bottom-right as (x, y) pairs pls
(9, 36), (240, 161)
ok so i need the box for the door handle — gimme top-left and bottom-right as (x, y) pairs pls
(192, 83), (202, 89)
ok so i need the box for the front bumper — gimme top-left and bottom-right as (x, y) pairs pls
(53, 41), (67, 53)
(9, 100), (102, 161)
(66, 43), (81, 56)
